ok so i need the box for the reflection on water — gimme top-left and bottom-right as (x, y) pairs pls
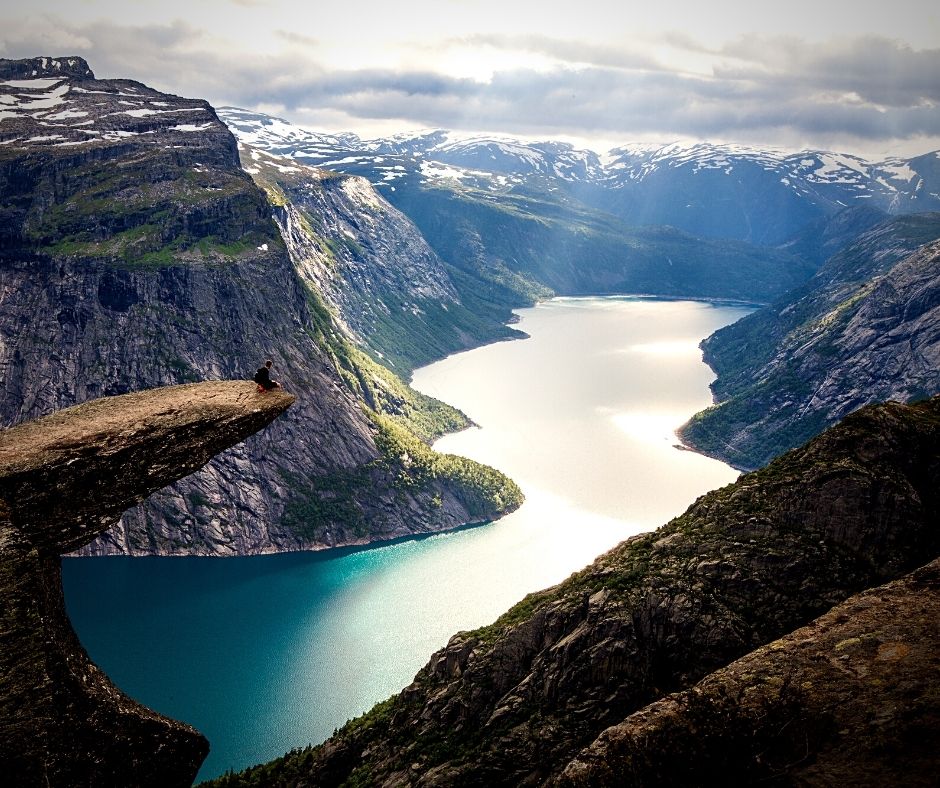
(63, 296), (751, 781)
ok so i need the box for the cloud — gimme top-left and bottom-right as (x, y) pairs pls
(714, 35), (940, 107)
(1, 15), (937, 153)
(0, 16), (205, 77)
(275, 30), (319, 48)
(240, 59), (940, 144)
(449, 34), (664, 72)
(0, 15), (94, 54)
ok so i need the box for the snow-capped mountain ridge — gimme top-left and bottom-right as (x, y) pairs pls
(219, 107), (937, 194)
(604, 142), (926, 190)
(217, 107), (940, 245)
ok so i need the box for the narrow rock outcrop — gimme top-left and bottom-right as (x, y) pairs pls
(555, 557), (940, 787)
(0, 381), (293, 787)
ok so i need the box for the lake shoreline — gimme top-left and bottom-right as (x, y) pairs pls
(65, 297), (753, 781)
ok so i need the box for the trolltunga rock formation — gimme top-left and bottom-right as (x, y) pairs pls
(0, 381), (293, 787)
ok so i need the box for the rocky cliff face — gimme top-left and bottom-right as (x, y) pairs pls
(0, 57), (263, 259)
(208, 397), (940, 787)
(240, 144), (520, 374)
(0, 382), (292, 787)
(681, 213), (940, 469)
(0, 56), (520, 556)
(555, 557), (940, 787)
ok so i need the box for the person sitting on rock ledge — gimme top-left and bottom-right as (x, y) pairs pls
(254, 359), (280, 392)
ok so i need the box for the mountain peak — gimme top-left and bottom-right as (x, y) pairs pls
(0, 56), (94, 80)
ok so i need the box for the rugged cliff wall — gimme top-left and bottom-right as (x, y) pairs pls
(241, 145), (521, 374)
(555, 557), (940, 787)
(681, 214), (940, 469)
(0, 382), (292, 787)
(207, 397), (940, 786)
(0, 56), (520, 556)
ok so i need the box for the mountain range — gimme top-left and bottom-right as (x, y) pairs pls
(222, 108), (830, 307)
(2, 53), (940, 787)
(220, 107), (940, 247)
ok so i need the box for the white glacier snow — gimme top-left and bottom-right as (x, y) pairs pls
(170, 122), (215, 132)
(0, 78), (64, 89)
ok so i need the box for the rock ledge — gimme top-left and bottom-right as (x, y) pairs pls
(0, 381), (293, 786)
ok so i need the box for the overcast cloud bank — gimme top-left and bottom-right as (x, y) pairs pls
(2, 8), (938, 156)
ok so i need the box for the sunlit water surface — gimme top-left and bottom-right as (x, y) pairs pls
(63, 296), (751, 781)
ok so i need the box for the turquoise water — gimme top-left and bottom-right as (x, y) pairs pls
(62, 297), (751, 782)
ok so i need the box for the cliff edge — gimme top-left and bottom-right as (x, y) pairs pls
(0, 55), (520, 556)
(0, 381), (293, 787)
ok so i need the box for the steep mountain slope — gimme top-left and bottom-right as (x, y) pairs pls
(0, 56), (520, 556)
(555, 557), (940, 787)
(207, 397), (940, 787)
(239, 145), (521, 374)
(681, 213), (940, 469)
(220, 109), (817, 303)
(776, 204), (890, 265)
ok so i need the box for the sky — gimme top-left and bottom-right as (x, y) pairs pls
(2, 0), (939, 157)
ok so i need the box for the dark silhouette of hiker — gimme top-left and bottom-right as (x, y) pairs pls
(254, 359), (280, 392)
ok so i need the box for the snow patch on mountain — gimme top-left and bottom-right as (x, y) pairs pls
(0, 70), (218, 152)
(218, 106), (355, 150)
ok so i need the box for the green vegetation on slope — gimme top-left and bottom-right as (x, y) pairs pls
(276, 253), (523, 542)
(282, 411), (522, 539)
(680, 213), (940, 469)
(360, 288), (523, 376)
(21, 148), (280, 266)
(373, 413), (522, 516)
(386, 178), (814, 302)
(299, 284), (471, 441)
(339, 345), (467, 442)
(701, 213), (940, 399)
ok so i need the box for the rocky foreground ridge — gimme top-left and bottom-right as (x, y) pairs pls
(0, 56), (521, 555)
(209, 396), (940, 786)
(555, 557), (940, 787)
(0, 381), (293, 787)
